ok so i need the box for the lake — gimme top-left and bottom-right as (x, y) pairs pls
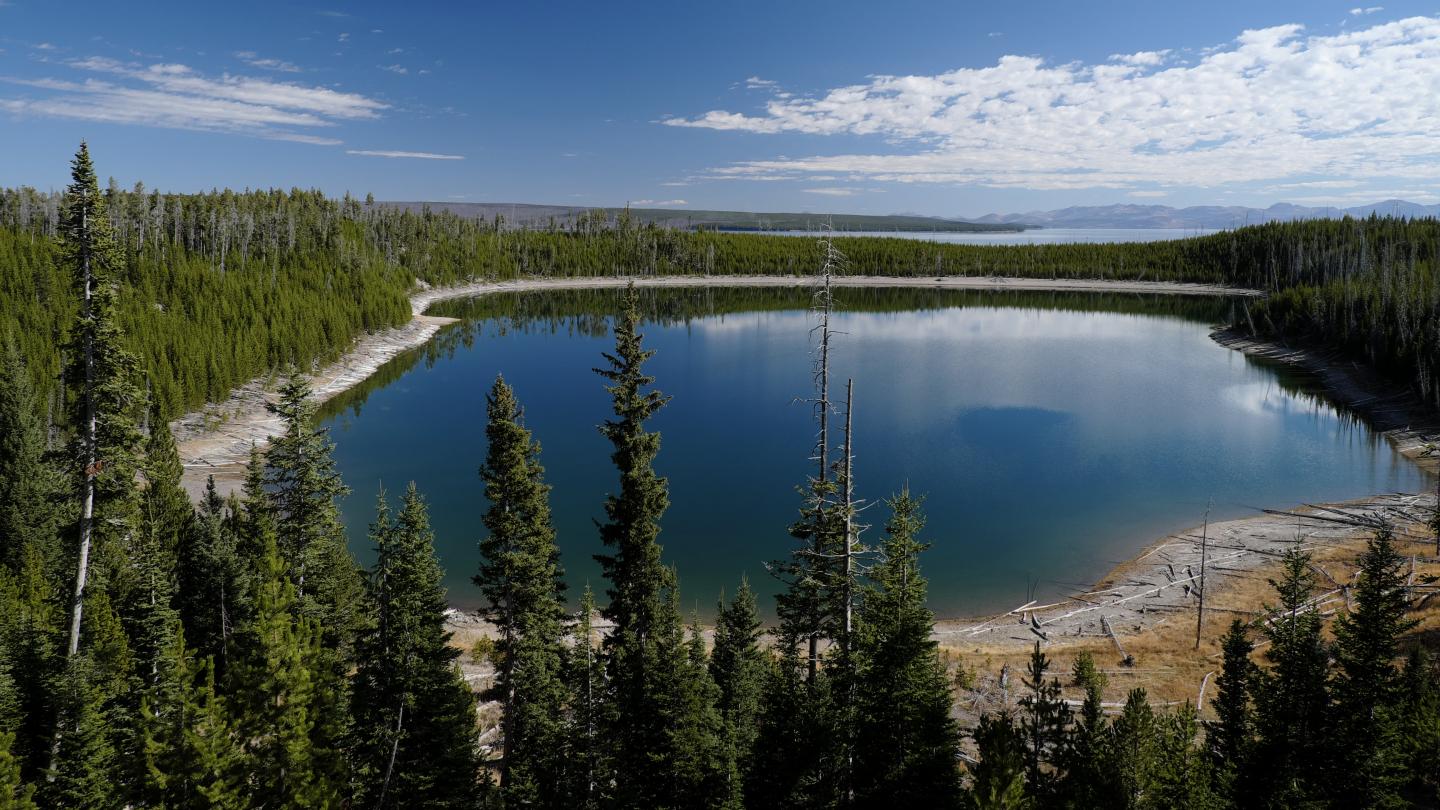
(321, 287), (1427, 619)
(751, 228), (1223, 245)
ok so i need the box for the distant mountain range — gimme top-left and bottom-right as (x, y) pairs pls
(381, 202), (1020, 233)
(971, 199), (1440, 229)
(383, 198), (1440, 233)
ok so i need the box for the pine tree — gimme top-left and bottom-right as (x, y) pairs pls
(1252, 546), (1329, 807)
(0, 337), (64, 573)
(353, 484), (480, 809)
(1147, 707), (1217, 809)
(129, 410), (187, 687)
(1204, 620), (1255, 797)
(1106, 688), (1160, 809)
(1397, 647), (1440, 803)
(0, 731), (36, 810)
(1327, 525), (1416, 807)
(592, 286), (695, 807)
(968, 713), (1028, 810)
(562, 586), (608, 810)
(1057, 651), (1109, 808)
(177, 478), (247, 678)
(1019, 641), (1070, 805)
(44, 655), (120, 809)
(139, 626), (244, 808)
(654, 602), (731, 810)
(0, 548), (60, 781)
(225, 525), (339, 807)
(852, 492), (962, 808)
(709, 579), (766, 797)
(59, 141), (145, 665)
(474, 376), (568, 804)
(263, 374), (365, 662)
(747, 652), (828, 809)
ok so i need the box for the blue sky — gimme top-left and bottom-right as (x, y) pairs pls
(2, 1), (1438, 217)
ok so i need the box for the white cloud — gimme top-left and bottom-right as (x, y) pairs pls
(338, 32), (350, 42)
(630, 199), (688, 206)
(1108, 49), (1170, 66)
(346, 149), (464, 160)
(803, 187), (860, 196)
(745, 76), (777, 89)
(664, 16), (1440, 192)
(1127, 190), (1169, 197)
(1350, 7), (1384, 15)
(380, 64), (407, 74)
(233, 50), (302, 73)
(0, 56), (387, 143)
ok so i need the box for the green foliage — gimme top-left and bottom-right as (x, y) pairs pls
(1397, 648), (1440, 804)
(709, 580), (766, 795)
(852, 493), (963, 808)
(140, 627), (245, 808)
(0, 732), (36, 810)
(592, 285), (697, 807)
(354, 485), (480, 808)
(474, 376), (569, 805)
(263, 375), (366, 662)
(1327, 525), (1417, 808)
(1018, 642), (1070, 804)
(45, 655), (121, 810)
(968, 713), (1028, 810)
(176, 479), (248, 679)
(1204, 620), (1255, 797)
(0, 338), (65, 572)
(225, 527), (341, 807)
(1251, 546), (1329, 807)
(562, 586), (608, 810)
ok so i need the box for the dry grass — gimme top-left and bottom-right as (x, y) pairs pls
(942, 517), (1440, 723)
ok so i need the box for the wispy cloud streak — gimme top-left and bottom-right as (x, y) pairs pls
(0, 55), (387, 143)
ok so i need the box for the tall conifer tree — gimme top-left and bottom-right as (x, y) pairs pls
(1328, 525), (1416, 807)
(1252, 546), (1329, 807)
(852, 493), (962, 808)
(474, 377), (568, 805)
(1205, 620), (1256, 798)
(177, 478), (247, 678)
(593, 285), (690, 806)
(263, 375), (365, 660)
(354, 485), (480, 809)
(59, 142), (144, 663)
(225, 524), (339, 807)
(563, 586), (607, 810)
(709, 579), (766, 797)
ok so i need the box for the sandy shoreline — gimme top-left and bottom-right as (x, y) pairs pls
(171, 273), (1261, 498)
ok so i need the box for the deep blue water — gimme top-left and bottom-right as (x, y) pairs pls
(322, 290), (1427, 619)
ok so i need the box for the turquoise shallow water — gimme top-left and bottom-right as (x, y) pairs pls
(321, 289), (1427, 619)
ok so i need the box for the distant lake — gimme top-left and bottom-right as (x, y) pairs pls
(321, 287), (1426, 619)
(751, 228), (1224, 245)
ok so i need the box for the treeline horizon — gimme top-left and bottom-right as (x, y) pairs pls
(1, 165), (1438, 422)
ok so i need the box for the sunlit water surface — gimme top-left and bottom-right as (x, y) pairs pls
(322, 289), (1426, 618)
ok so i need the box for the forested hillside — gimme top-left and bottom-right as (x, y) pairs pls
(3, 175), (1438, 418)
(1, 145), (1438, 807)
